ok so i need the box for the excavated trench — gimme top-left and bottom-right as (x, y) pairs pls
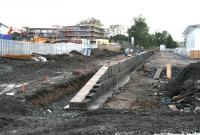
(25, 72), (96, 107)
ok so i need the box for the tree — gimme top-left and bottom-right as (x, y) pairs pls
(154, 31), (168, 45)
(108, 24), (125, 37)
(165, 34), (174, 48)
(153, 31), (178, 48)
(110, 34), (128, 44)
(78, 17), (103, 27)
(148, 34), (157, 47)
(128, 15), (149, 48)
(126, 15), (178, 48)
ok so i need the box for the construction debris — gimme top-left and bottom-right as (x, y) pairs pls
(31, 54), (47, 62)
(153, 68), (163, 80)
(168, 104), (179, 111)
(160, 62), (200, 112)
(69, 50), (84, 57)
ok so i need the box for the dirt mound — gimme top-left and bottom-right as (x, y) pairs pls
(69, 50), (84, 57)
(91, 49), (122, 58)
(45, 53), (70, 61)
(29, 49), (121, 62)
(165, 62), (200, 97)
(162, 62), (200, 111)
(38, 51), (84, 62)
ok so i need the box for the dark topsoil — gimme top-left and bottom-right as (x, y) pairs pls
(165, 62), (200, 96)
(1, 52), (200, 135)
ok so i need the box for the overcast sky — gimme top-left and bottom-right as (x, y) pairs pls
(1, 0), (200, 41)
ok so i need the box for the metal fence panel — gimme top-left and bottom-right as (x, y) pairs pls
(0, 39), (97, 56)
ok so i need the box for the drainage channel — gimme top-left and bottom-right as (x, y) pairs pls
(25, 72), (95, 107)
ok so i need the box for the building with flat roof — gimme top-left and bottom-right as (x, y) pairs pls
(60, 24), (106, 44)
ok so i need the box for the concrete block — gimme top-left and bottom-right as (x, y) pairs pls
(126, 58), (133, 68)
(86, 92), (96, 99)
(99, 70), (110, 82)
(109, 63), (120, 76)
(102, 77), (115, 92)
(91, 88), (99, 93)
(116, 67), (131, 83)
(119, 60), (130, 71)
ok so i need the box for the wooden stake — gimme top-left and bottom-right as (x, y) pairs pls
(166, 64), (172, 79)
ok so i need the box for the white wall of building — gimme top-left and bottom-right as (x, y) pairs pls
(186, 28), (200, 54)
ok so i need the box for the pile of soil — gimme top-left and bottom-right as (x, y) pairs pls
(43, 53), (70, 61)
(163, 62), (200, 111)
(69, 50), (84, 57)
(29, 49), (122, 62)
(91, 49), (122, 58)
(165, 62), (200, 96)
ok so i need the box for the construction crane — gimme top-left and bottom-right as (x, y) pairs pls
(0, 22), (22, 35)
(0, 22), (8, 29)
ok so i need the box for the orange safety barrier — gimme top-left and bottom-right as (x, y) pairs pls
(0, 55), (32, 60)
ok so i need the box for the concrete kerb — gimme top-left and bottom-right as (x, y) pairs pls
(69, 50), (154, 109)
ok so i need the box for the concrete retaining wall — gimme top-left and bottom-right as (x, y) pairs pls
(69, 50), (154, 109)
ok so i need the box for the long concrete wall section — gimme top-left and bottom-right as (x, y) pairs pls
(69, 66), (109, 109)
(69, 50), (154, 109)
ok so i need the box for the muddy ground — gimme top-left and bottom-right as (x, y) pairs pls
(1, 50), (200, 135)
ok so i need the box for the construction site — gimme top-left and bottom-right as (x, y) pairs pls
(1, 2), (200, 133)
(0, 43), (200, 134)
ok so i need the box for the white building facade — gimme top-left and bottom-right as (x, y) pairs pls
(183, 25), (200, 55)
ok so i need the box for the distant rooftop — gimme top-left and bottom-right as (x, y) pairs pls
(23, 27), (56, 30)
(63, 24), (104, 29)
(183, 24), (200, 35)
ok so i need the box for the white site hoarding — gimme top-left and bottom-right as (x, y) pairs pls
(0, 39), (97, 56)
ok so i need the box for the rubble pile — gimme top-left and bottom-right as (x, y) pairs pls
(161, 62), (200, 112)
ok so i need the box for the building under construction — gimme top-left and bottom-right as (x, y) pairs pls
(23, 27), (57, 40)
(61, 24), (106, 44)
(24, 24), (107, 44)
